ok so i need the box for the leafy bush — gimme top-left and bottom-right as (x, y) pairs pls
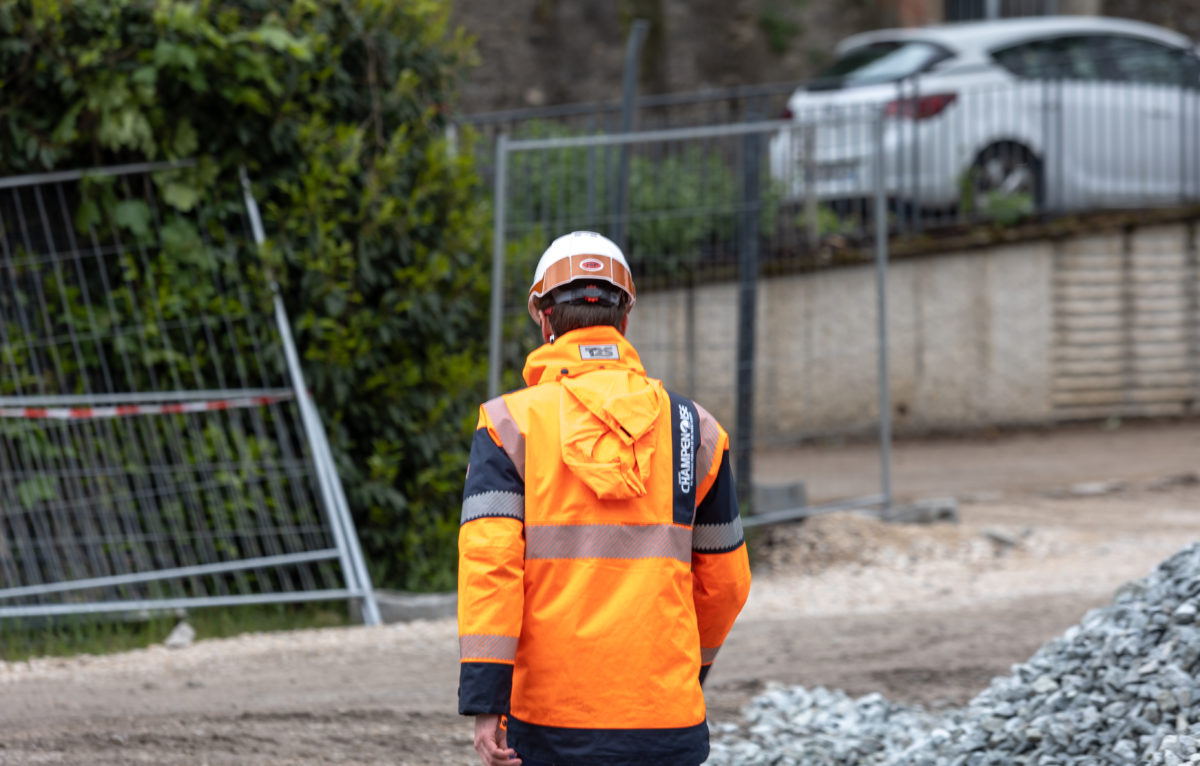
(0, 0), (489, 592)
(627, 148), (737, 277)
(503, 120), (781, 284)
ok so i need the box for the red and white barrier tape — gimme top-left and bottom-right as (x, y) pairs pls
(0, 394), (294, 420)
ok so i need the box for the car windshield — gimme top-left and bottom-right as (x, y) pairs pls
(811, 41), (948, 90)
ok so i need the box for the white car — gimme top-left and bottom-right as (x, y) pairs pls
(767, 16), (1200, 218)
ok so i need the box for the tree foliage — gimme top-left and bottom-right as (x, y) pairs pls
(0, 0), (489, 591)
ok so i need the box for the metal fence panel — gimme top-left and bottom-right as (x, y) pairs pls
(465, 38), (1200, 250)
(0, 163), (379, 623)
(491, 119), (894, 523)
(483, 33), (1200, 522)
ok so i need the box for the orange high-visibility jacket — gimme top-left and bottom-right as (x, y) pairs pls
(457, 325), (751, 765)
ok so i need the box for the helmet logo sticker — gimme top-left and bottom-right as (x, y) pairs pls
(579, 258), (604, 272)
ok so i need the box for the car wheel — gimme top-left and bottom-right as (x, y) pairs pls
(963, 143), (1043, 223)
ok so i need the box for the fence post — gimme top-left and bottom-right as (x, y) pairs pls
(735, 117), (762, 511)
(872, 112), (894, 519)
(239, 166), (381, 626)
(612, 19), (649, 252)
(275, 291), (383, 628)
(1180, 52), (1189, 207)
(488, 135), (509, 400)
(586, 115), (598, 227)
(907, 77), (921, 233)
(803, 123), (819, 250)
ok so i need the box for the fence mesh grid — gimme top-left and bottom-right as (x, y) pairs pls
(492, 101), (1200, 516)
(494, 122), (891, 516)
(0, 165), (355, 617)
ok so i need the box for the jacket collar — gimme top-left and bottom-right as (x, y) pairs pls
(522, 326), (646, 387)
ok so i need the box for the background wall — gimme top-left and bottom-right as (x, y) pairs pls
(450, 0), (891, 113)
(449, 0), (1198, 114)
(628, 223), (1200, 442)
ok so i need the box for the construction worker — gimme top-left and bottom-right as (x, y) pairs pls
(457, 230), (752, 766)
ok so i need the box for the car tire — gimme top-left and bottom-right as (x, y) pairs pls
(963, 143), (1043, 223)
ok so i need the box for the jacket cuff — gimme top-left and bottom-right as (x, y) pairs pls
(458, 662), (513, 715)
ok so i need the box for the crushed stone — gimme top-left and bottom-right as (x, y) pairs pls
(710, 542), (1200, 765)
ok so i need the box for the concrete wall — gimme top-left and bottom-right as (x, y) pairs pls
(1051, 225), (1200, 419)
(627, 222), (1198, 442)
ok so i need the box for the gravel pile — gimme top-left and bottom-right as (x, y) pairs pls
(707, 685), (943, 765)
(709, 542), (1200, 766)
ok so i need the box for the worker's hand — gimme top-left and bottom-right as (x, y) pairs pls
(474, 714), (519, 765)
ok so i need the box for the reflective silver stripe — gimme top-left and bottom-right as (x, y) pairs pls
(483, 397), (525, 480)
(695, 403), (720, 485)
(700, 645), (721, 665)
(461, 490), (525, 525)
(525, 524), (691, 563)
(693, 516), (744, 552)
(459, 633), (519, 662)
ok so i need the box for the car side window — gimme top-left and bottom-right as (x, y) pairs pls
(992, 36), (1102, 81)
(992, 42), (1039, 78)
(1056, 36), (1103, 81)
(1093, 35), (1199, 88)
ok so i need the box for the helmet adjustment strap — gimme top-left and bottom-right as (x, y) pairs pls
(547, 283), (622, 308)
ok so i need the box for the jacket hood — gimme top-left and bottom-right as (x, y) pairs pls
(523, 327), (661, 501)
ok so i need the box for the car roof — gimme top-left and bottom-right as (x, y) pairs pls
(836, 15), (1193, 56)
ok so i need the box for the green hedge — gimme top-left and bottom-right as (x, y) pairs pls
(504, 120), (783, 286)
(505, 122), (735, 275)
(0, 0), (490, 592)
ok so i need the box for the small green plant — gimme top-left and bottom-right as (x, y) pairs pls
(959, 167), (1035, 225)
(758, 2), (805, 56)
(980, 189), (1034, 224)
(792, 204), (862, 238)
(818, 205), (861, 237)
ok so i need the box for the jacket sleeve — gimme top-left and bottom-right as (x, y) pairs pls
(691, 406), (751, 686)
(457, 398), (526, 715)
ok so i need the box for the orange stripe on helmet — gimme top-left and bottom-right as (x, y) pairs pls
(527, 253), (636, 321)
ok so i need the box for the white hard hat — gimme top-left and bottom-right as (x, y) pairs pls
(527, 231), (636, 322)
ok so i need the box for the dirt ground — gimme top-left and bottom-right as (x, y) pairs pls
(2, 419), (1199, 766)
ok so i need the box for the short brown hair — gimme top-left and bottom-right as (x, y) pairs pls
(539, 287), (629, 336)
